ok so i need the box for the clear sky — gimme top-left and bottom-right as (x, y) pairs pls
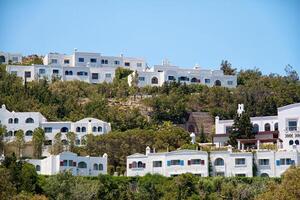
(0, 0), (299, 74)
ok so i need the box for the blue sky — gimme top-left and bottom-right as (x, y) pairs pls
(0, 0), (299, 74)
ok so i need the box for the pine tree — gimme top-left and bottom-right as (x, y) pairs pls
(51, 132), (63, 155)
(228, 111), (253, 147)
(66, 132), (76, 152)
(32, 128), (45, 158)
(199, 124), (207, 143)
(15, 130), (25, 158)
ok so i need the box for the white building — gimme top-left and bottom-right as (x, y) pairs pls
(6, 50), (146, 84)
(214, 103), (300, 151)
(0, 104), (111, 145)
(127, 147), (300, 178)
(128, 61), (237, 88)
(27, 151), (107, 176)
(43, 50), (147, 71)
(127, 147), (208, 177)
(0, 51), (22, 64)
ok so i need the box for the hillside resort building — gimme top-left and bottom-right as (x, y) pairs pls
(27, 151), (108, 176)
(4, 50), (237, 88)
(0, 104), (111, 146)
(127, 103), (300, 178)
(0, 51), (22, 64)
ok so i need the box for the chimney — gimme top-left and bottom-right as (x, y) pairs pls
(237, 104), (245, 117)
(146, 146), (151, 155)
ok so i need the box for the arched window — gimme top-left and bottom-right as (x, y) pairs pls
(274, 123), (279, 131)
(14, 131), (17, 136)
(191, 77), (198, 83)
(61, 139), (68, 145)
(61, 127), (69, 133)
(81, 127), (86, 132)
(76, 127), (81, 132)
(14, 118), (19, 124)
(295, 140), (299, 145)
(98, 126), (102, 132)
(214, 158), (224, 166)
(264, 123), (271, 131)
(8, 118), (13, 124)
(65, 71), (69, 75)
(92, 126), (97, 132)
(36, 165), (41, 171)
(99, 164), (103, 171)
(214, 80), (221, 86)
(260, 173), (269, 177)
(25, 130), (33, 136)
(7, 131), (13, 137)
(93, 163), (98, 170)
(69, 71), (73, 75)
(78, 161), (87, 168)
(252, 124), (259, 133)
(188, 125), (195, 133)
(132, 161), (137, 168)
(289, 140), (294, 145)
(25, 118), (34, 123)
(0, 55), (5, 64)
(151, 77), (158, 84)
(138, 161), (143, 168)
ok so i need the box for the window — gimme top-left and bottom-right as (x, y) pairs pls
(78, 161), (87, 168)
(25, 118), (34, 123)
(64, 59), (70, 64)
(92, 73), (99, 80)
(61, 127), (69, 133)
(168, 76), (175, 81)
(288, 120), (297, 131)
(153, 161), (162, 167)
(101, 59), (108, 64)
(68, 160), (73, 166)
(235, 158), (246, 166)
(39, 69), (46, 74)
(225, 126), (232, 134)
(51, 59), (58, 64)
(78, 58), (84, 62)
(227, 80), (233, 85)
(189, 159), (203, 165)
(264, 123), (271, 131)
(151, 77), (158, 84)
(114, 60), (120, 65)
(25, 130), (33, 136)
(93, 163), (98, 170)
(124, 62), (130, 66)
(81, 127), (86, 132)
(36, 165), (41, 171)
(236, 174), (246, 177)
(90, 58), (97, 63)
(53, 69), (59, 74)
(44, 127), (52, 133)
(191, 77), (198, 83)
(25, 71), (31, 78)
(168, 160), (183, 166)
(205, 79), (210, 84)
(14, 118), (19, 124)
(92, 126), (97, 132)
(280, 159), (285, 165)
(99, 164), (103, 170)
(8, 118), (13, 124)
(214, 158), (224, 166)
(289, 140), (294, 145)
(105, 73), (111, 78)
(295, 140), (300, 145)
(77, 71), (88, 76)
(138, 161), (145, 168)
(274, 122), (278, 131)
(139, 77), (145, 81)
(179, 76), (189, 81)
(98, 126), (102, 132)
(253, 124), (259, 133)
(62, 160), (68, 166)
(215, 80), (222, 86)
(76, 127), (81, 132)
(76, 139), (80, 145)
(44, 140), (52, 145)
(259, 159), (269, 166)
(12, 57), (18, 62)
(137, 63), (142, 67)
